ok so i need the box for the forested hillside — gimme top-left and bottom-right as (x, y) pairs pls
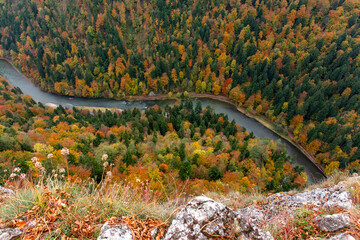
(0, 78), (306, 192)
(0, 0), (360, 173)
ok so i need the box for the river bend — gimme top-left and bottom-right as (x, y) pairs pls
(0, 59), (324, 183)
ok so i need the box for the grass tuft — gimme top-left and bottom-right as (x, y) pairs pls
(0, 172), (359, 239)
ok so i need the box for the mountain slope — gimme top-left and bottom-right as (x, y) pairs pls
(0, 0), (360, 173)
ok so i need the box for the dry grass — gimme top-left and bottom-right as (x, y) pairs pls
(303, 171), (350, 191)
(263, 205), (360, 240)
(0, 176), (184, 239)
(204, 190), (266, 210)
(0, 172), (359, 239)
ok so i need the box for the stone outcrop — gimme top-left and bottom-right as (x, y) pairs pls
(0, 219), (39, 240)
(235, 206), (273, 240)
(0, 187), (14, 196)
(316, 213), (352, 232)
(0, 186), (15, 202)
(97, 222), (133, 240)
(163, 196), (273, 240)
(163, 196), (236, 240)
(0, 228), (22, 240)
(0, 187), (21, 240)
(260, 181), (354, 220)
(95, 177), (358, 240)
(328, 233), (356, 240)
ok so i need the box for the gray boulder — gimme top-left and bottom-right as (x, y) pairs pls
(323, 190), (354, 210)
(262, 183), (354, 219)
(328, 233), (356, 240)
(163, 196), (236, 240)
(97, 222), (133, 240)
(236, 205), (265, 226)
(0, 228), (22, 240)
(237, 236), (252, 240)
(0, 186), (14, 196)
(317, 213), (352, 232)
(235, 206), (273, 240)
(164, 196), (273, 240)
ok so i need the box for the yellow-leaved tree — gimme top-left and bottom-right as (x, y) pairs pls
(325, 161), (340, 175)
(34, 143), (54, 155)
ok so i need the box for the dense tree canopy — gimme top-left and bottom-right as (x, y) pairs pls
(0, 78), (307, 194)
(0, 0), (360, 173)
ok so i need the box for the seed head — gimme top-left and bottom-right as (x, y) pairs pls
(102, 153), (108, 161)
(35, 161), (42, 169)
(61, 148), (69, 156)
(31, 157), (38, 163)
(9, 173), (17, 178)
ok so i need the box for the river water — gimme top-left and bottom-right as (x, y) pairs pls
(0, 59), (324, 183)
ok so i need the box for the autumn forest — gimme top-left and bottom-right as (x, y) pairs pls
(0, 0), (360, 191)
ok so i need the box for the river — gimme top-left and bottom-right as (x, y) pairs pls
(0, 59), (324, 183)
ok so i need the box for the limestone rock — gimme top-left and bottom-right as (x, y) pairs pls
(0, 228), (22, 240)
(328, 233), (356, 240)
(235, 207), (273, 240)
(323, 190), (354, 210)
(236, 205), (265, 227)
(262, 183), (354, 219)
(317, 213), (352, 232)
(97, 222), (133, 240)
(164, 196), (273, 240)
(163, 196), (236, 240)
(150, 228), (158, 240)
(0, 186), (14, 196)
(236, 221), (273, 240)
(238, 236), (252, 240)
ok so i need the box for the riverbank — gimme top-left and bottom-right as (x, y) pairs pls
(75, 105), (123, 113)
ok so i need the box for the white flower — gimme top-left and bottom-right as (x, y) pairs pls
(9, 173), (17, 178)
(31, 157), (38, 163)
(136, 178), (141, 183)
(47, 153), (54, 159)
(52, 170), (56, 173)
(102, 154), (108, 161)
(103, 162), (109, 168)
(54, 174), (58, 178)
(3, 169), (7, 172)
(13, 167), (21, 173)
(106, 171), (112, 178)
(20, 173), (26, 179)
(59, 168), (66, 174)
(61, 148), (69, 156)
(35, 161), (42, 168)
